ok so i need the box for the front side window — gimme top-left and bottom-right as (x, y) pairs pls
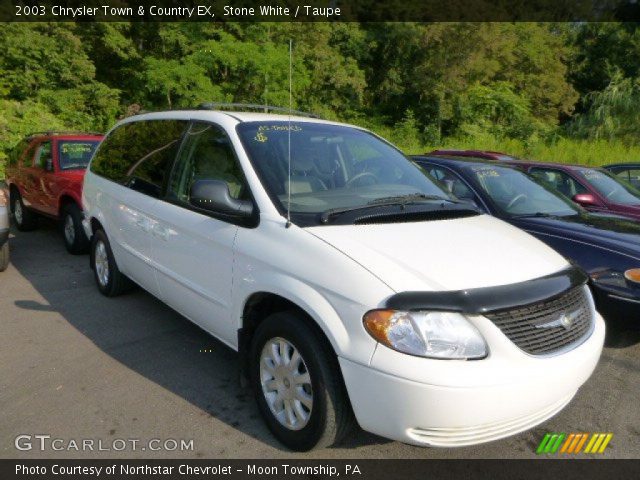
(426, 165), (479, 205)
(90, 120), (188, 198)
(33, 141), (52, 170)
(236, 121), (450, 218)
(58, 140), (101, 170)
(467, 165), (578, 217)
(577, 168), (640, 205)
(169, 122), (247, 203)
(529, 168), (588, 198)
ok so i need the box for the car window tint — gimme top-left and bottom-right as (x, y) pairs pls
(427, 166), (478, 203)
(90, 120), (188, 198)
(169, 122), (247, 203)
(578, 168), (640, 205)
(529, 168), (588, 198)
(33, 141), (52, 170)
(58, 140), (100, 170)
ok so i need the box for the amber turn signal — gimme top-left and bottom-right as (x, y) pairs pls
(624, 268), (640, 284)
(362, 310), (396, 346)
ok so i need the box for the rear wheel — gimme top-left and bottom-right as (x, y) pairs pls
(250, 311), (354, 451)
(0, 242), (9, 272)
(91, 229), (134, 296)
(61, 203), (89, 254)
(11, 190), (37, 231)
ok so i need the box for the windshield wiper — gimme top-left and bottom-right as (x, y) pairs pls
(513, 212), (553, 218)
(367, 193), (448, 206)
(320, 194), (450, 224)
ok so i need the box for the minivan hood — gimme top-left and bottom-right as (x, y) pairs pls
(306, 214), (569, 293)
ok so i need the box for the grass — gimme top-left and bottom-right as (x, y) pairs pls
(401, 135), (640, 167)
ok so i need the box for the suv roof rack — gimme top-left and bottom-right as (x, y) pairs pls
(197, 102), (321, 119)
(26, 131), (103, 138)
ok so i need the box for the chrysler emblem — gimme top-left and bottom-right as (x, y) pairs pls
(535, 309), (581, 331)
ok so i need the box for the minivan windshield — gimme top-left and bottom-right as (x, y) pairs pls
(466, 164), (579, 217)
(577, 168), (640, 205)
(236, 122), (451, 217)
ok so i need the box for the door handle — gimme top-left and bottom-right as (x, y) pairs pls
(151, 224), (168, 241)
(135, 218), (151, 232)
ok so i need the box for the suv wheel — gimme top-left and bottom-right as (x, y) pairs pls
(91, 229), (134, 296)
(250, 311), (354, 451)
(11, 190), (37, 231)
(0, 242), (9, 272)
(61, 204), (89, 254)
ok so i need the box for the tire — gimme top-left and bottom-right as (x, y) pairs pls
(0, 242), (9, 272)
(249, 311), (354, 451)
(61, 203), (89, 254)
(11, 190), (37, 231)
(90, 229), (134, 297)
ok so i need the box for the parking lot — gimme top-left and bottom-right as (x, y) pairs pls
(1, 219), (639, 459)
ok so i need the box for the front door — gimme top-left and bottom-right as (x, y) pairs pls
(150, 121), (250, 346)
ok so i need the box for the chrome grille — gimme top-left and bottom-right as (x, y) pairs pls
(484, 286), (593, 355)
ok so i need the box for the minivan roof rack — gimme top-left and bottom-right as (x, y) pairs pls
(197, 102), (321, 119)
(25, 131), (103, 138)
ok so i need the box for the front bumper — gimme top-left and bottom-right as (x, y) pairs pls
(590, 275), (640, 327)
(339, 311), (605, 447)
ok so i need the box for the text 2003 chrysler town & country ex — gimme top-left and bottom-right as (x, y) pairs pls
(81, 107), (605, 451)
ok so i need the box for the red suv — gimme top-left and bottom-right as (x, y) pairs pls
(5, 132), (103, 253)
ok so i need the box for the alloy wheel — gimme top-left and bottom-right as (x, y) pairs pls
(260, 337), (313, 431)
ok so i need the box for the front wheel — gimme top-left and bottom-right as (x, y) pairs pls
(61, 203), (89, 254)
(250, 311), (354, 451)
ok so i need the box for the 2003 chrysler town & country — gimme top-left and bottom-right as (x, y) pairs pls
(81, 107), (604, 451)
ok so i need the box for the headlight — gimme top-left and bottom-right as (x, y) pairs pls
(624, 268), (640, 285)
(363, 310), (488, 359)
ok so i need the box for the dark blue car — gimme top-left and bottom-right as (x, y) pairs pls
(412, 155), (640, 326)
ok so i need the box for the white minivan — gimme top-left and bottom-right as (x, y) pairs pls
(82, 107), (604, 451)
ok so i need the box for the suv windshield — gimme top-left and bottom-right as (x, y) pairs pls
(577, 168), (640, 205)
(58, 140), (100, 170)
(236, 122), (451, 217)
(467, 164), (578, 217)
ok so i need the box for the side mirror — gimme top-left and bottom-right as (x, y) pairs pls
(190, 179), (253, 217)
(572, 193), (598, 207)
(44, 158), (53, 172)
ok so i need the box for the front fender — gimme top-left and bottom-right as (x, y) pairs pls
(233, 271), (378, 366)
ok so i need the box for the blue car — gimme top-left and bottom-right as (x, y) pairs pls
(412, 155), (640, 326)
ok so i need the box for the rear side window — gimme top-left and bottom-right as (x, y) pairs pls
(7, 139), (31, 168)
(90, 120), (188, 198)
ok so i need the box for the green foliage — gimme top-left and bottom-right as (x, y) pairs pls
(3, 21), (640, 180)
(567, 74), (640, 143)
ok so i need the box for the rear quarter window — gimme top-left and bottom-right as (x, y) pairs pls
(90, 120), (188, 198)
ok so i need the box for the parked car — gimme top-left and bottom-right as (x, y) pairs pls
(0, 186), (9, 271)
(5, 132), (103, 253)
(503, 160), (640, 222)
(412, 154), (640, 326)
(428, 149), (521, 161)
(603, 162), (640, 188)
(82, 107), (603, 451)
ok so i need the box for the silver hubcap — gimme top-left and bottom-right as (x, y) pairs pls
(260, 337), (313, 431)
(64, 214), (75, 245)
(94, 240), (109, 287)
(14, 199), (23, 225)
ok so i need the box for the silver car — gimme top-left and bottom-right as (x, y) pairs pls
(0, 184), (9, 271)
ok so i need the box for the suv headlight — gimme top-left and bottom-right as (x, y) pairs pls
(363, 310), (488, 359)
